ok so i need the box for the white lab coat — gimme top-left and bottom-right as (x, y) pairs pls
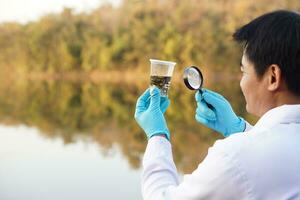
(142, 104), (300, 200)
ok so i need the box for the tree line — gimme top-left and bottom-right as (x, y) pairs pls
(0, 0), (299, 78)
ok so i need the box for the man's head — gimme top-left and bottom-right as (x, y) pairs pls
(233, 10), (300, 117)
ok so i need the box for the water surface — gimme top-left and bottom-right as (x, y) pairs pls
(0, 80), (255, 200)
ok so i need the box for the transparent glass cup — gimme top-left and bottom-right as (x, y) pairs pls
(149, 59), (176, 97)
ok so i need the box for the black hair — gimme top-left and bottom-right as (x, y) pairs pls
(233, 10), (300, 96)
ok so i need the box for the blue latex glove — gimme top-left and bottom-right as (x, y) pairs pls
(144, 93), (170, 114)
(134, 86), (170, 140)
(195, 89), (245, 137)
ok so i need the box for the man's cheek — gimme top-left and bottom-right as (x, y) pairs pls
(239, 79), (246, 97)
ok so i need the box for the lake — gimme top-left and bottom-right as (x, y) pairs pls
(0, 79), (255, 200)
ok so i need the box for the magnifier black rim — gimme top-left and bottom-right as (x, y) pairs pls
(183, 66), (203, 90)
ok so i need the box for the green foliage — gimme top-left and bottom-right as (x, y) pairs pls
(0, 0), (299, 75)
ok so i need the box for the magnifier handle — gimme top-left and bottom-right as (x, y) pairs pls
(198, 89), (214, 110)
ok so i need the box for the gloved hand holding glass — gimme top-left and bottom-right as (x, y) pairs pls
(134, 59), (176, 140)
(134, 87), (171, 140)
(183, 66), (246, 137)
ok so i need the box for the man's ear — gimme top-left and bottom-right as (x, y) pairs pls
(267, 64), (282, 91)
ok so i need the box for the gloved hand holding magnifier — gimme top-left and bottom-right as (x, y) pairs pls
(183, 65), (246, 137)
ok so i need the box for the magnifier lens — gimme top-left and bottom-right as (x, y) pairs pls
(183, 66), (203, 90)
(187, 68), (202, 89)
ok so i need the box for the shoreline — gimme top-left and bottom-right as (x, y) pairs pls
(1, 69), (240, 86)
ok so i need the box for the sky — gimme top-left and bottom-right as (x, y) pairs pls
(0, 0), (121, 24)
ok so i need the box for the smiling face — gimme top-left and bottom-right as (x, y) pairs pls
(239, 53), (275, 117)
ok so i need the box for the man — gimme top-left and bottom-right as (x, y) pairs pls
(134, 10), (300, 199)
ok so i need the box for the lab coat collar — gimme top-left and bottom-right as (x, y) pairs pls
(252, 104), (300, 132)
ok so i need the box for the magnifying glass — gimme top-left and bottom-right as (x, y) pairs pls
(183, 66), (213, 108)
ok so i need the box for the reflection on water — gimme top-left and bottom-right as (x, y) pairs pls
(0, 79), (256, 199)
(0, 125), (142, 200)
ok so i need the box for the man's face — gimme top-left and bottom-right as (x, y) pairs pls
(239, 54), (271, 117)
